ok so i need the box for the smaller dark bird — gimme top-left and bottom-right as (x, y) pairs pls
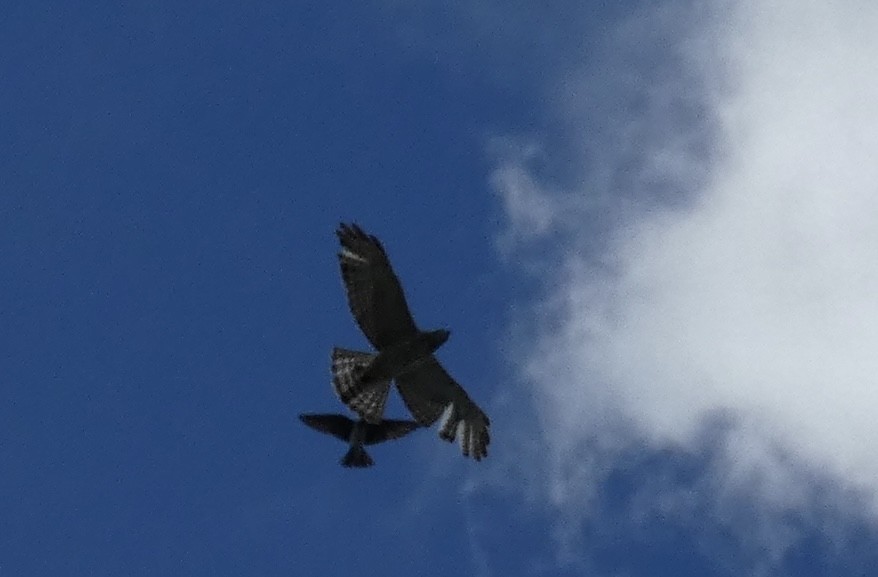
(299, 413), (421, 468)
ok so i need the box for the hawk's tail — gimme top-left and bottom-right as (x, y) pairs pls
(331, 347), (390, 424)
(341, 445), (374, 468)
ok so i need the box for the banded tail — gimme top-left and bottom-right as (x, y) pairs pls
(331, 347), (390, 424)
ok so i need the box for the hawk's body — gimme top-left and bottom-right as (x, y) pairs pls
(332, 223), (491, 461)
(299, 413), (420, 468)
(344, 331), (448, 389)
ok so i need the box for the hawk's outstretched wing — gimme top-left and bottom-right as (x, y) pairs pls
(299, 414), (354, 442)
(395, 357), (491, 461)
(337, 223), (419, 349)
(363, 419), (421, 445)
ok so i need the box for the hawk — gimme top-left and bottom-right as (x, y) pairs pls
(299, 413), (421, 468)
(332, 223), (491, 461)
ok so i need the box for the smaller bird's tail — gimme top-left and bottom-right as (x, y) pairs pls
(331, 347), (391, 424)
(341, 445), (374, 468)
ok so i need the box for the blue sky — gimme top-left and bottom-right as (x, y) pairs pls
(4, 1), (878, 576)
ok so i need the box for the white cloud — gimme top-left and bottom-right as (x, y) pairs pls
(495, 0), (878, 524)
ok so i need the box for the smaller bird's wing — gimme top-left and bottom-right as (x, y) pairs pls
(363, 419), (422, 445)
(336, 223), (419, 349)
(299, 414), (354, 442)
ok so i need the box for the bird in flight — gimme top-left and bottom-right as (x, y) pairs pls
(299, 413), (420, 468)
(332, 223), (491, 461)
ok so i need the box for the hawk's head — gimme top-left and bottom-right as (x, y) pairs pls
(425, 328), (451, 351)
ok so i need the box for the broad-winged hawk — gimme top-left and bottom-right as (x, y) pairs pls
(332, 223), (491, 461)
